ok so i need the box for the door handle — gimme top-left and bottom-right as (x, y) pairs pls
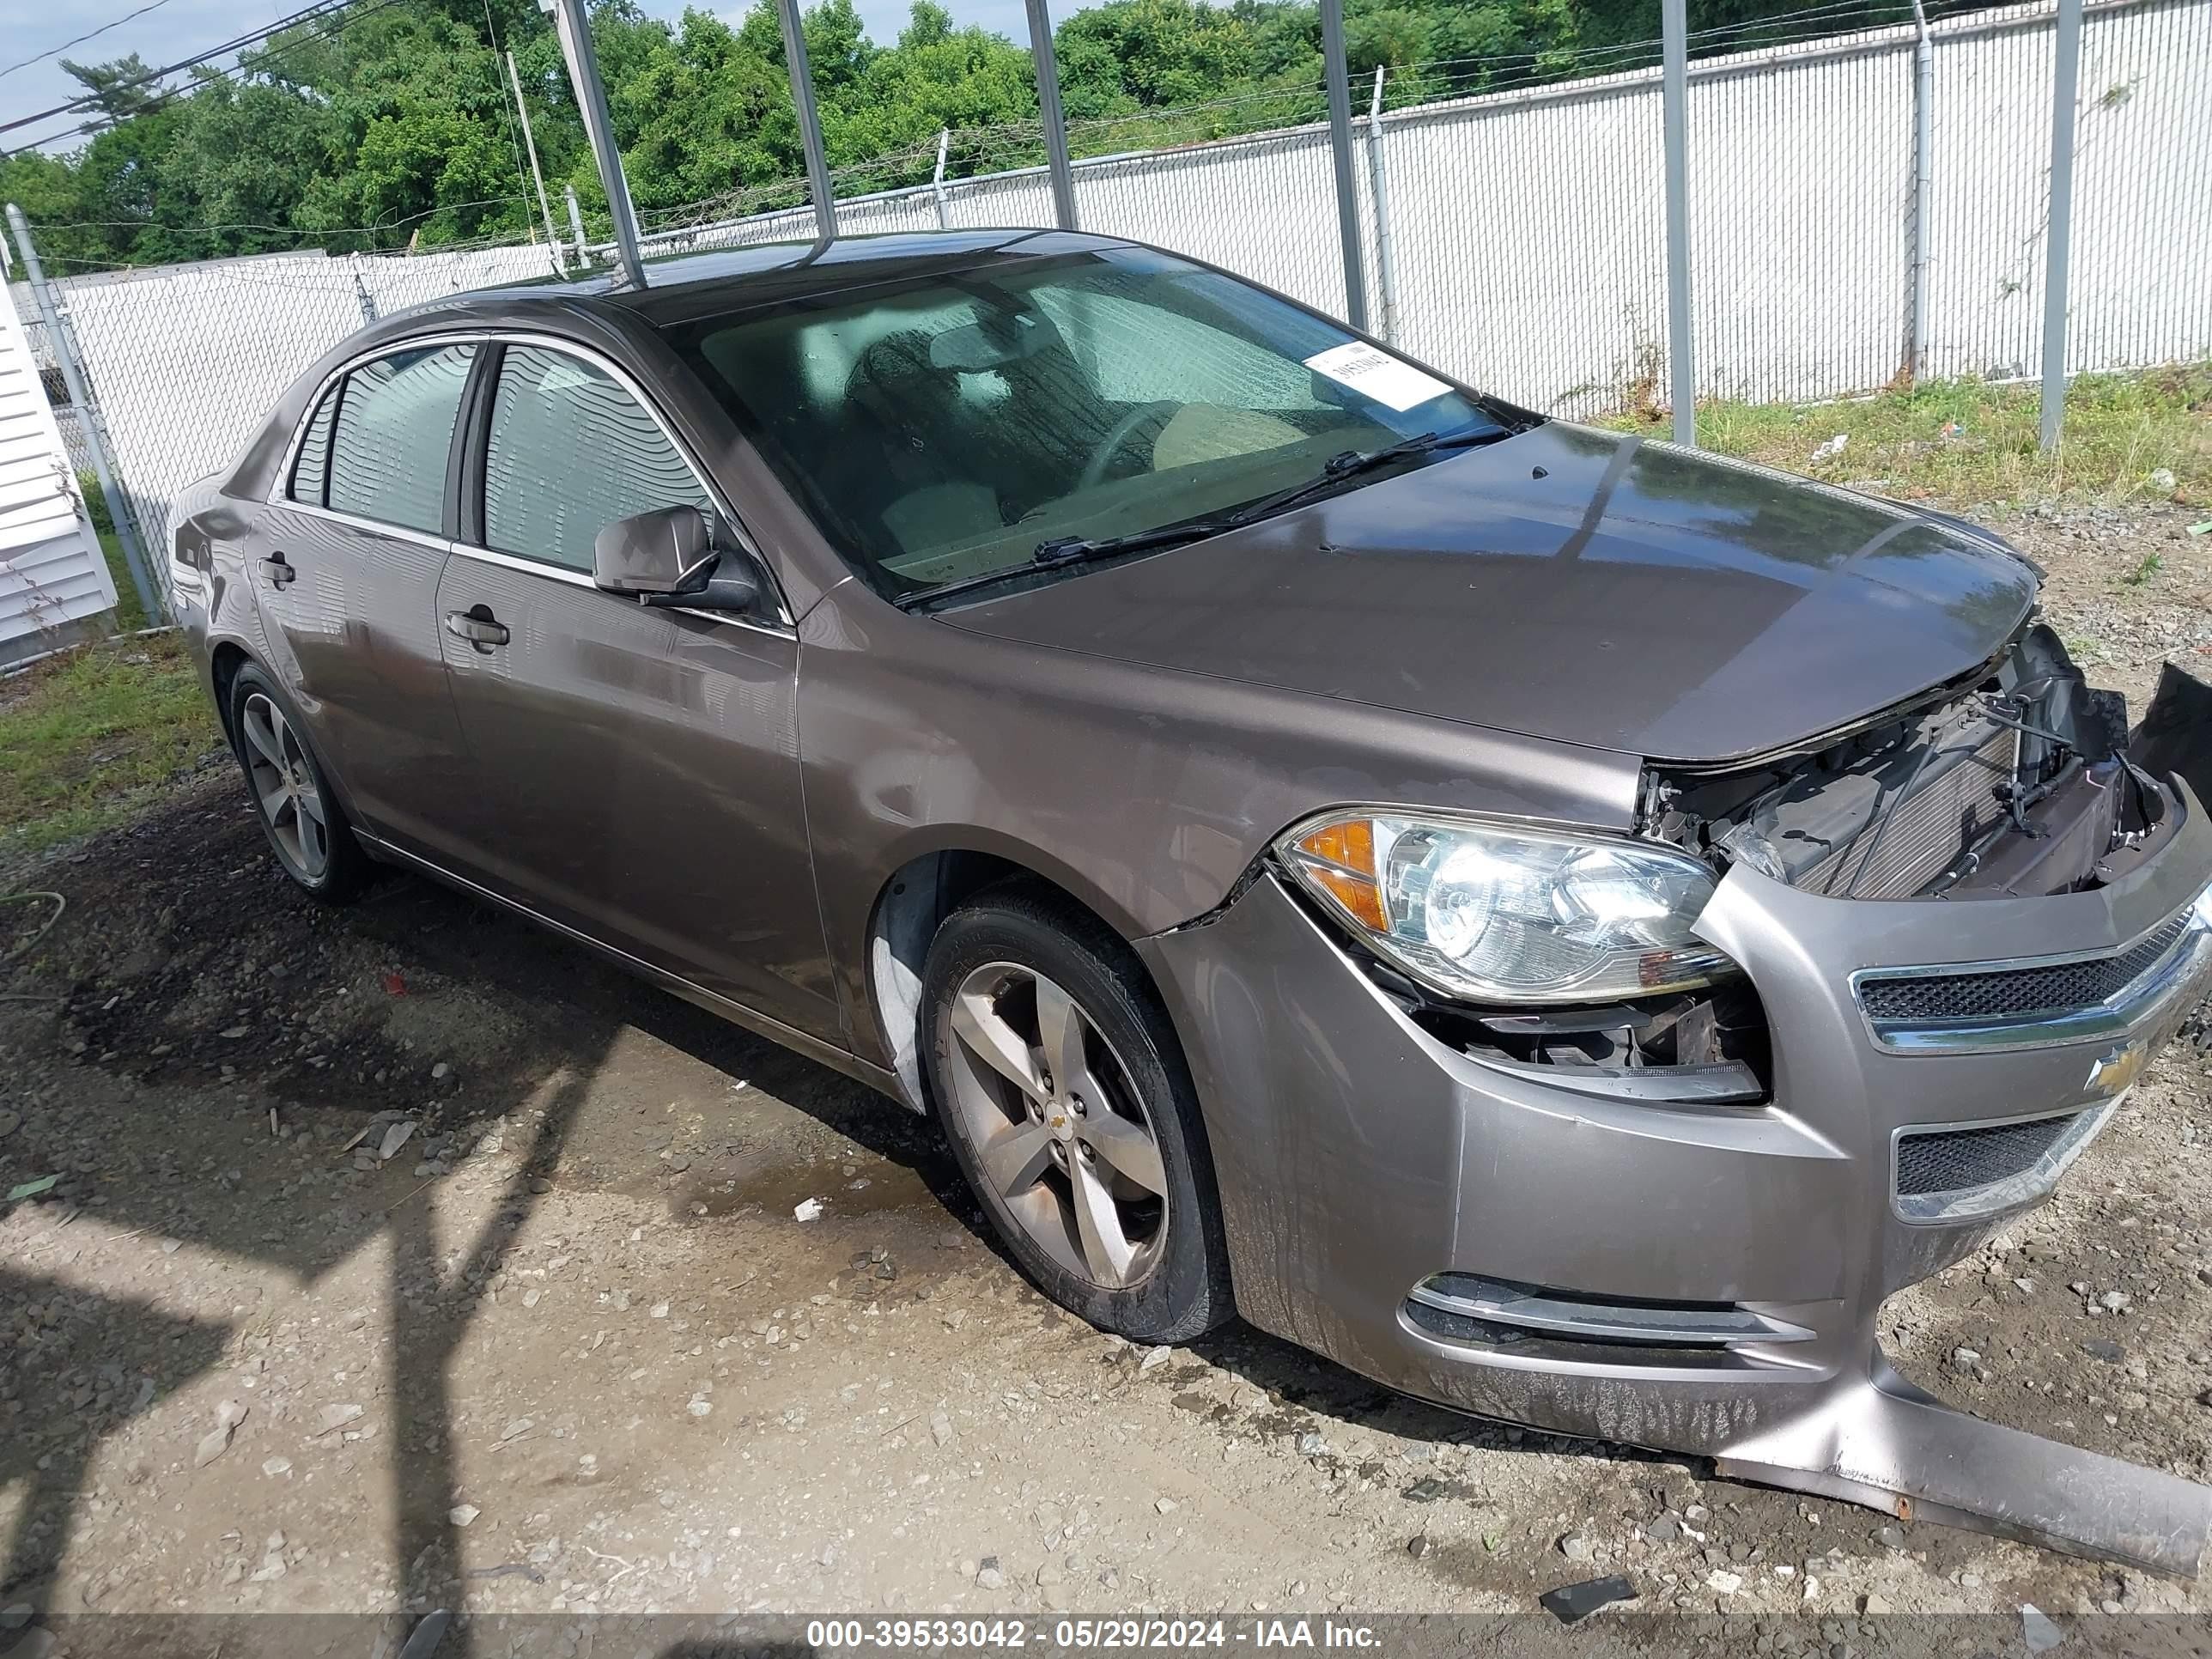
(259, 554), (296, 589)
(444, 607), (509, 647)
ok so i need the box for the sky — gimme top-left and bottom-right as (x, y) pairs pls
(0, 0), (1037, 151)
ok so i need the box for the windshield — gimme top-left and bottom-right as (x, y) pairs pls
(665, 246), (1520, 603)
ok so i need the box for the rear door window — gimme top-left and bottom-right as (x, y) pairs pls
(327, 343), (477, 536)
(287, 380), (341, 507)
(480, 344), (714, 573)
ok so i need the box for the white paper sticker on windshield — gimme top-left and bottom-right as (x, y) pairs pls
(1303, 342), (1451, 412)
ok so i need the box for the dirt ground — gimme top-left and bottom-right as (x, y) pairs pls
(3, 505), (2210, 1656)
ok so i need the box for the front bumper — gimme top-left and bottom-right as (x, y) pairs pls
(1138, 787), (2212, 1576)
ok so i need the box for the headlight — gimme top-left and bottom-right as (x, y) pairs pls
(1277, 810), (1739, 1004)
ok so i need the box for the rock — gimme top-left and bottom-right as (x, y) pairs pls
(1297, 1431), (1326, 1456)
(1406, 1535), (1431, 1559)
(1875, 1524), (1907, 1551)
(2081, 1339), (2125, 1364)
(1539, 1576), (1637, 1626)
(377, 1121), (416, 1162)
(194, 1425), (235, 1468)
(1402, 1478), (1446, 1503)
(1705, 1570), (1743, 1595)
(0, 1112), (19, 1139)
(975, 1557), (1005, 1590)
(1559, 1533), (1595, 1565)
(793, 1198), (823, 1222)
(2100, 1291), (2131, 1312)
(1139, 1346), (1171, 1373)
(1646, 1515), (1680, 1544)
(262, 1457), (292, 1477)
(2021, 1604), (2063, 1653)
(313, 1402), (364, 1436)
(1155, 1498), (1178, 1515)
(2150, 467), (2178, 493)
(431, 1061), (451, 1080)
(1862, 1593), (1892, 1614)
(216, 1398), (248, 1430)
(688, 1399), (712, 1418)
(1952, 1346), (1982, 1367)
(450, 1504), (479, 1527)
(931, 1412), (955, 1448)
(501, 1418), (532, 1443)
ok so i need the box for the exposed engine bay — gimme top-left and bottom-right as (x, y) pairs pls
(1404, 627), (2212, 1104)
(1642, 622), (2212, 901)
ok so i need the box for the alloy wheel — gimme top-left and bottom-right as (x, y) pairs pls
(942, 961), (1170, 1289)
(240, 691), (330, 882)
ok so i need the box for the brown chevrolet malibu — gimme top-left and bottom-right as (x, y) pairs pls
(176, 229), (2212, 1571)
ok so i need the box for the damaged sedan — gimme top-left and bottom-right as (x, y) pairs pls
(173, 229), (2212, 1575)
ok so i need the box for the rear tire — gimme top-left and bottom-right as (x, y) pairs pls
(921, 883), (1231, 1344)
(227, 663), (372, 904)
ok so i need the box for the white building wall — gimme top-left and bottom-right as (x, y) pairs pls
(0, 272), (113, 660)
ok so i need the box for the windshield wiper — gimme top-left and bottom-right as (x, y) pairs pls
(894, 420), (1510, 612)
(893, 511), (1239, 611)
(1213, 421), (1510, 529)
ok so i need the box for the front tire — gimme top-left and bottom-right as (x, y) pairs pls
(921, 884), (1231, 1344)
(227, 663), (371, 904)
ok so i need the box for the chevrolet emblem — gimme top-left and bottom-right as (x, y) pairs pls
(2085, 1042), (2146, 1097)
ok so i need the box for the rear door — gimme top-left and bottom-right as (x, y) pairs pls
(432, 338), (840, 1042)
(250, 341), (477, 862)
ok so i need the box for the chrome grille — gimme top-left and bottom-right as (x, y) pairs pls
(1895, 1114), (2079, 1198)
(1860, 913), (2189, 1024)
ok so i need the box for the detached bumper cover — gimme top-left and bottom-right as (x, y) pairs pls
(1138, 788), (2212, 1577)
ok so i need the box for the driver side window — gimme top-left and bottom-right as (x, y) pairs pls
(482, 344), (715, 574)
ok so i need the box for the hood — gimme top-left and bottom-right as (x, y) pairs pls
(944, 422), (2039, 763)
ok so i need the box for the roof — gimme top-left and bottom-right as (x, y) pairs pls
(481, 228), (1131, 329)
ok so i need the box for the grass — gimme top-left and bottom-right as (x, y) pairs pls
(0, 629), (219, 854)
(1604, 364), (2212, 509)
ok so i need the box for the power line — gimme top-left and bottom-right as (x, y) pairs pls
(0, 0), (351, 140)
(3, 0), (416, 155)
(0, 0), (183, 83)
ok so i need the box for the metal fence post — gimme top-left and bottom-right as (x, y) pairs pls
(507, 48), (567, 273)
(352, 266), (379, 327)
(1661, 0), (1696, 447)
(1025, 0), (1079, 229)
(775, 0), (838, 240)
(1319, 0), (1369, 332)
(564, 185), (590, 266)
(1908, 0), (1934, 382)
(932, 128), (952, 231)
(5, 203), (164, 625)
(1364, 67), (1400, 344)
(548, 0), (645, 288)
(2039, 0), (2084, 453)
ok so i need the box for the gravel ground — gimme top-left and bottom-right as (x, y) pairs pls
(2, 506), (2209, 1656)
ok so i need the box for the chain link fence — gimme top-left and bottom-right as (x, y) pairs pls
(9, 0), (2210, 622)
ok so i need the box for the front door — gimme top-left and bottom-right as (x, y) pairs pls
(431, 340), (839, 1042)
(250, 342), (477, 866)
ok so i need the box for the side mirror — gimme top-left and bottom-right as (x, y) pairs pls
(594, 504), (712, 596)
(592, 505), (762, 614)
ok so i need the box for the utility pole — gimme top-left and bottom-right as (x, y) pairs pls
(544, 0), (644, 288)
(774, 0), (838, 239)
(2038, 0), (2084, 453)
(1660, 0), (1696, 447)
(506, 49), (565, 270)
(1024, 0), (1078, 229)
(1319, 0), (1368, 331)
